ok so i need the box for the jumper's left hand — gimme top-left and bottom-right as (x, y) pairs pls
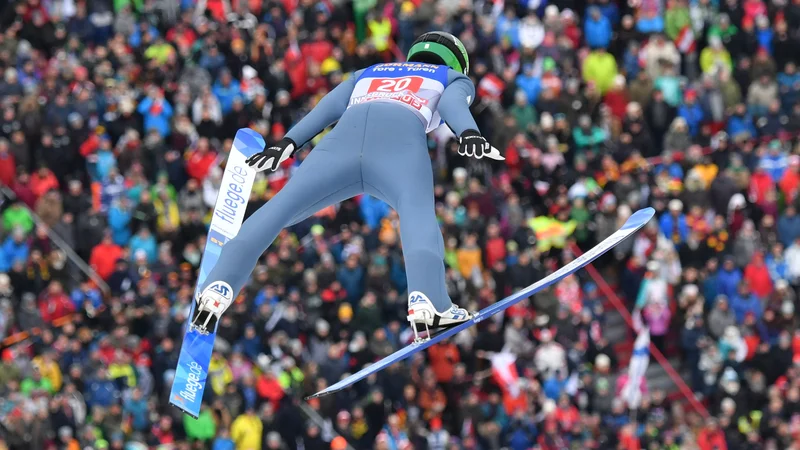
(457, 129), (504, 161)
(245, 137), (298, 172)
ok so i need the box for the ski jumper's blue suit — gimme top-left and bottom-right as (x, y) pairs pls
(203, 62), (479, 312)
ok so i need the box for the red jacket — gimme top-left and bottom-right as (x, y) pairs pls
(697, 429), (727, 450)
(0, 151), (16, 186)
(743, 257), (773, 299)
(256, 374), (285, 409)
(185, 151), (217, 181)
(301, 40), (334, 66)
(39, 292), (75, 323)
(604, 90), (629, 120)
(89, 243), (124, 280)
(30, 171), (59, 199)
(484, 237), (507, 268)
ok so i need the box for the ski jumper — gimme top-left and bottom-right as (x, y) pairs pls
(201, 62), (479, 312)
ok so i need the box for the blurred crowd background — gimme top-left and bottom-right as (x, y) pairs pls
(2, 0), (800, 448)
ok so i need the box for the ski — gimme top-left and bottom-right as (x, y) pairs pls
(306, 207), (655, 399)
(170, 128), (264, 418)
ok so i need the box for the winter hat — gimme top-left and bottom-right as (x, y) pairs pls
(338, 303), (354, 321)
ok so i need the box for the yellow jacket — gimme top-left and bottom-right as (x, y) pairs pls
(582, 51), (618, 95)
(32, 357), (63, 392)
(368, 18), (392, 52)
(108, 363), (137, 388)
(693, 163), (719, 188)
(456, 247), (482, 278)
(208, 356), (233, 396)
(231, 414), (263, 450)
(699, 48), (732, 74)
(154, 198), (180, 232)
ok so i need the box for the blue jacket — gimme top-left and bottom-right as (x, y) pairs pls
(108, 205), (132, 246)
(597, 2), (620, 25)
(703, 273), (719, 308)
(765, 254), (787, 282)
(584, 11), (613, 49)
(623, 49), (641, 80)
(212, 80), (243, 115)
(360, 195), (390, 229)
(757, 29), (773, 54)
(508, 422), (538, 450)
(2, 238), (29, 268)
(543, 375), (568, 399)
(87, 380), (118, 408)
(237, 335), (262, 361)
(515, 74), (542, 105)
(71, 287), (103, 310)
(659, 213), (689, 245)
(717, 268), (743, 300)
(759, 153), (788, 183)
(731, 293), (763, 324)
(129, 234), (158, 263)
(778, 214), (800, 247)
(198, 52), (227, 76)
(727, 114), (757, 138)
(337, 266), (365, 304)
(87, 149), (117, 182)
(123, 397), (149, 431)
(212, 439), (236, 450)
(129, 25), (159, 48)
(137, 97), (173, 137)
(496, 16), (520, 48)
(678, 103), (705, 137)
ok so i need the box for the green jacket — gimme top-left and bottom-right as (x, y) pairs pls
(2, 206), (34, 234)
(665, 6), (691, 41)
(184, 408), (217, 441)
(278, 367), (305, 391)
(707, 24), (738, 41)
(509, 104), (538, 134)
(570, 206), (592, 242)
(20, 377), (54, 395)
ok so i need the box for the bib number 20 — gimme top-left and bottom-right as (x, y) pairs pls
(369, 76), (423, 93)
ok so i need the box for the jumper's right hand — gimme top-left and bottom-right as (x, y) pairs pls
(245, 137), (298, 172)
(457, 129), (505, 161)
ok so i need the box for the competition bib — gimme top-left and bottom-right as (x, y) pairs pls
(348, 63), (449, 133)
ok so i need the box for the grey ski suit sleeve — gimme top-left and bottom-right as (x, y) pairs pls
(439, 70), (480, 136)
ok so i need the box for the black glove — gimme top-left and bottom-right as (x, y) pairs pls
(245, 137), (298, 172)
(457, 129), (491, 159)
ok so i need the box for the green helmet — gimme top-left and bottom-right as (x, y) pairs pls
(406, 31), (470, 76)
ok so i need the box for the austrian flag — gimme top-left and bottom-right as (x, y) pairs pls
(676, 26), (696, 54)
(490, 351), (522, 398)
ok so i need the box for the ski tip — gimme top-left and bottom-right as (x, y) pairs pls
(622, 207), (656, 230)
(233, 128), (266, 158)
(305, 391), (328, 400)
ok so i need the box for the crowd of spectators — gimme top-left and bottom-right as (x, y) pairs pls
(2, 0), (800, 448)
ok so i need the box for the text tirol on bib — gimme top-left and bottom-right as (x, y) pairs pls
(348, 63), (449, 133)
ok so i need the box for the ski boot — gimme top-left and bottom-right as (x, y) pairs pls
(192, 281), (234, 334)
(407, 291), (472, 343)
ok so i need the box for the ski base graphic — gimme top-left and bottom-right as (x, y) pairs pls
(169, 129), (263, 418)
